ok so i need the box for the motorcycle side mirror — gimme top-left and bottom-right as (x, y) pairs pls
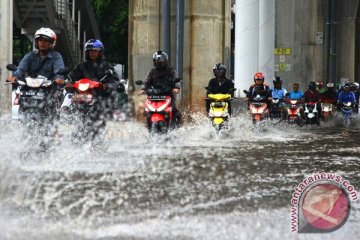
(135, 80), (143, 85)
(285, 93), (290, 97)
(105, 69), (113, 76)
(243, 90), (249, 94)
(229, 88), (237, 93)
(174, 77), (182, 83)
(6, 64), (17, 71)
(57, 68), (70, 75)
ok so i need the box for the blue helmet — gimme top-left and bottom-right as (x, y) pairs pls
(84, 39), (104, 52)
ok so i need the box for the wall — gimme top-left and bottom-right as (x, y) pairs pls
(0, 0), (13, 115)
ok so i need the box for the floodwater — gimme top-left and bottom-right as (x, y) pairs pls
(0, 113), (359, 240)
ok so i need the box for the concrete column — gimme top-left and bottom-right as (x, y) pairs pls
(186, 0), (231, 111)
(128, 0), (161, 119)
(336, 0), (359, 83)
(259, 0), (275, 81)
(0, 0), (13, 115)
(235, 0), (275, 97)
(129, 0), (231, 118)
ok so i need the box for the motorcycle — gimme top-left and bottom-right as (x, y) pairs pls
(205, 87), (236, 132)
(244, 90), (269, 124)
(269, 98), (284, 120)
(339, 102), (353, 127)
(6, 64), (56, 124)
(286, 99), (303, 126)
(320, 99), (335, 122)
(64, 69), (115, 141)
(135, 79), (181, 135)
(304, 102), (320, 125)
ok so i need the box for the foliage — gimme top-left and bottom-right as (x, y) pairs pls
(13, 27), (32, 64)
(91, 0), (128, 67)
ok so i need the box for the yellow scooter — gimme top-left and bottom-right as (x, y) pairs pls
(205, 88), (236, 132)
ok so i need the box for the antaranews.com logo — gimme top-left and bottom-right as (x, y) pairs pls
(290, 172), (358, 233)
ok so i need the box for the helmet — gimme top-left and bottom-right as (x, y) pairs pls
(213, 63), (227, 71)
(153, 50), (168, 63)
(84, 39), (104, 52)
(326, 82), (334, 88)
(254, 72), (265, 83)
(344, 83), (351, 90)
(352, 82), (359, 89)
(309, 81), (316, 90)
(34, 27), (57, 49)
(273, 76), (282, 84)
(316, 81), (323, 86)
(213, 63), (226, 78)
(153, 51), (168, 69)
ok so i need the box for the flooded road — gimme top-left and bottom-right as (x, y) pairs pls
(0, 114), (359, 240)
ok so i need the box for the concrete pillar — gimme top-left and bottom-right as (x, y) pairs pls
(336, 0), (359, 83)
(186, 0), (231, 111)
(128, 0), (161, 119)
(129, 0), (231, 118)
(0, 0), (13, 115)
(234, 0), (275, 97)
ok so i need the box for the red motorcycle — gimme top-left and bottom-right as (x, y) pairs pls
(64, 69), (114, 141)
(244, 91), (269, 124)
(136, 79), (180, 134)
(320, 98), (335, 121)
(286, 99), (303, 126)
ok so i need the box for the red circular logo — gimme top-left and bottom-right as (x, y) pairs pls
(301, 183), (350, 231)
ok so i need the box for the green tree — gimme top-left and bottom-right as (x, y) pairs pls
(91, 0), (128, 68)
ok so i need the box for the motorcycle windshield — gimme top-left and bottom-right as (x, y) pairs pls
(208, 94), (231, 101)
(25, 76), (51, 88)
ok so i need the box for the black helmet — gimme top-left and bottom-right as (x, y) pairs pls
(344, 83), (351, 91)
(273, 76), (282, 84)
(213, 63), (226, 78)
(153, 51), (168, 70)
(309, 81), (316, 90)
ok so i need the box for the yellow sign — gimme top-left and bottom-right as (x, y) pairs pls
(279, 63), (287, 71)
(274, 48), (292, 55)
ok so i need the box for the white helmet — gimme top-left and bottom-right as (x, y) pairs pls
(34, 27), (57, 49)
(326, 82), (334, 88)
(353, 82), (359, 89)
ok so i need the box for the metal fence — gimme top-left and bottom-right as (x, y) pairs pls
(55, 0), (81, 63)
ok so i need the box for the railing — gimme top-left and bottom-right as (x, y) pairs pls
(55, 0), (81, 63)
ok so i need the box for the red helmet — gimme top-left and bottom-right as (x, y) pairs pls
(254, 72), (265, 83)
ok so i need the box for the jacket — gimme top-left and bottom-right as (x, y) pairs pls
(13, 50), (64, 81)
(206, 78), (234, 95)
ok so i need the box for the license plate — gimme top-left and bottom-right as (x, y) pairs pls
(149, 96), (166, 101)
(22, 91), (45, 99)
(72, 93), (94, 103)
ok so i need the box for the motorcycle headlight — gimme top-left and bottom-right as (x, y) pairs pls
(78, 83), (90, 92)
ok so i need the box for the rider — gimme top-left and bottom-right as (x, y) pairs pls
(304, 81), (322, 118)
(320, 83), (337, 104)
(206, 63), (234, 115)
(338, 83), (356, 111)
(246, 72), (272, 106)
(270, 76), (287, 118)
(7, 27), (65, 120)
(69, 39), (122, 92)
(350, 82), (359, 113)
(139, 50), (182, 125)
(316, 81), (326, 94)
(287, 83), (304, 101)
(67, 39), (124, 138)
